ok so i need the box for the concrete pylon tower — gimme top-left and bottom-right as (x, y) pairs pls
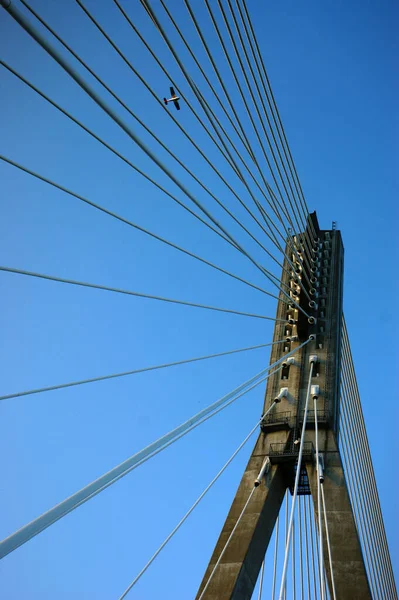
(196, 213), (371, 600)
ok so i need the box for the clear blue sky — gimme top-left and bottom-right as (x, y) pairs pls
(0, 0), (397, 598)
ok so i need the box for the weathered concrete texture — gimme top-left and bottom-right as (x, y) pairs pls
(196, 222), (372, 599)
(195, 436), (286, 600)
(307, 431), (372, 600)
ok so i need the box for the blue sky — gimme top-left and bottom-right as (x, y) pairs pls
(0, 0), (397, 598)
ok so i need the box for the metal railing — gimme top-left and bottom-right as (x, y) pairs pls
(269, 441), (314, 457)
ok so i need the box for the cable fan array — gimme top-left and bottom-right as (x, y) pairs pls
(0, 1), (395, 599)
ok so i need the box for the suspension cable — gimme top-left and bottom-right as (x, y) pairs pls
(284, 490), (288, 600)
(118, 400), (278, 598)
(0, 265), (284, 322)
(314, 394), (325, 600)
(304, 494), (315, 599)
(199, 0), (314, 275)
(198, 485), (257, 600)
(292, 502), (296, 600)
(156, 0), (253, 159)
(227, 0), (311, 233)
(0, 13), (308, 314)
(258, 559), (265, 600)
(135, 0), (313, 294)
(341, 320), (394, 597)
(238, 0), (317, 243)
(339, 378), (382, 598)
(20, 0), (236, 181)
(312, 490), (324, 599)
(190, 80), (314, 296)
(76, 0), (293, 271)
(297, 496), (304, 600)
(0, 152), (282, 303)
(225, 0), (315, 267)
(174, 0), (308, 250)
(0, 340), (287, 402)
(0, 339), (311, 559)
(209, 0), (308, 244)
(0, 62), (238, 254)
(272, 515), (279, 600)
(321, 484), (337, 600)
(19, 0), (290, 282)
(115, 0), (251, 162)
(342, 348), (396, 600)
(278, 358), (316, 599)
(204, 0), (315, 277)
(339, 355), (389, 597)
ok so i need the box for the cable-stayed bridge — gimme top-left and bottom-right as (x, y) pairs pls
(0, 1), (397, 598)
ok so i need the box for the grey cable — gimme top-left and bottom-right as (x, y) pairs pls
(0, 340), (286, 402)
(228, 0), (310, 232)
(342, 329), (397, 599)
(339, 377), (382, 598)
(173, 0), (288, 231)
(198, 486), (257, 599)
(203, 0), (315, 277)
(210, 0), (307, 241)
(116, 0), (309, 295)
(321, 485), (337, 600)
(76, 0), (294, 274)
(238, 0), (316, 242)
(19, 0), (290, 282)
(278, 360), (315, 599)
(116, 0), (252, 160)
(115, 0), (316, 299)
(258, 559), (265, 600)
(118, 400), (278, 598)
(0, 61), (236, 254)
(312, 490), (324, 599)
(307, 492), (317, 599)
(142, 0), (313, 295)
(186, 0), (314, 283)
(284, 490), (288, 600)
(0, 339), (311, 559)
(1, 1), (304, 309)
(272, 516), (279, 600)
(314, 396), (325, 600)
(340, 330), (395, 598)
(0, 265), (284, 322)
(135, 0), (314, 300)
(223, 0), (315, 267)
(297, 496), (304, 600)
(0, 152), (282, 303)
(341, 324), (393, 597)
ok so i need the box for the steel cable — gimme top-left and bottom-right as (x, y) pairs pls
(0, 339), (311, 559)
(1, 5), (308, 312)
(278, 360), (315, 599)
(76, 0), (294, 271)
(238, 0), (316, 243)
(135, 0), (313, 296)
(209, 0), (309, 247)
(0, 152), (282, 303)
(342, 345), (397, 599)
(118, 399), (278, 598)
(0, 265), (285, 322)
(0, 340), (287, 403)
(20, 0), (291, 282)
(198, 487), (257, 599)
(224, 0), (316, 268)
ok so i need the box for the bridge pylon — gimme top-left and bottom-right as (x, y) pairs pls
(196, 213), (372, 600)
